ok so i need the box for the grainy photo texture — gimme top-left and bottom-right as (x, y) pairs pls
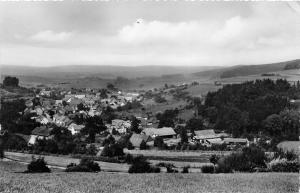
(0, 1), (299, 193)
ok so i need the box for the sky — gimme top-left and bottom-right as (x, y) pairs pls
(0, 1), (299, 67)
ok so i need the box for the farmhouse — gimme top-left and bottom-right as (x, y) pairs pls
(28, 126), (53, 145)
(142, 127), (176, 139)
(193, 129), (230, 146)
(68, 123), (85, 135)
(129, 133), (150, 148)
(223, 138), (249, 148)
(107, 119), (132, 134)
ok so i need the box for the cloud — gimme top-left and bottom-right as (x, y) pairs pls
(29, 30), (73, 43)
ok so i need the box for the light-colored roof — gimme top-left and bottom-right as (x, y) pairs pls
(223, 138), (248, 143)
(130, 134), (150, 147)
(277, 141), (300, 154)
(68, 123), (85, 131)
(194, 130), (229, 139)
(142, 127), (176, 137)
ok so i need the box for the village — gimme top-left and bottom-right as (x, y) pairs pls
(5, 83), (253, 155)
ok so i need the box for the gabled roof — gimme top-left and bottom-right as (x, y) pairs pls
(143, 127), (176, 137)
(68, 123), (85, 131)
(14, 133), (31, 143)
(130, 133), (150, 147)
(223, 138), (248, 143)
(194, 129), (216, 139)
(31, 126), (53, 137)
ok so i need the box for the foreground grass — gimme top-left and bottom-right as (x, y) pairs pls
(0, 161), (298, 193)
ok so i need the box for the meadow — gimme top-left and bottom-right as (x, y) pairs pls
(0, 161), (298, 193)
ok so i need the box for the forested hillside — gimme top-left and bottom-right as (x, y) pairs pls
(201, 79), (300, 143)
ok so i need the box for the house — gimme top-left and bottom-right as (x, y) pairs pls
(129, 133), (150, 148)
(194, 129), (229, 140)
(277, 141), (300, 154)
(53, 114), (72, 127)
(28, 126), (53, 145)
(142, 127), (176, 139)
(109, 119), (131, 134)
(68, 123), (85, 135)
(223, 138), (249, 148)
(193, 129), (230, 146)
(39, 90), (51, 97)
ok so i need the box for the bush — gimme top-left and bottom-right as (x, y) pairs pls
(216, 145), (267, 173)
(65, 158), (100, 172)
(157, 162), (178, 173)
(128, 156), (160, 173)
(209, 154), (220, 165)
(273, 149), (298, 161)
(127, 142), (134, 150)
(267, 158), (299, 172)
(124, 153), (134, 164)
(140, 140), (148, 150)
(26, 156), (50, 173)
(100, 143), (124, 157)
(182, 166), (190, 173)
(201, 165), (215, 173)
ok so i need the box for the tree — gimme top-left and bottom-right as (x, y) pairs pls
(186, 118), (204, 133)
(3, 76), (19, 87)
(154, 137), (165, 149)
(107, 83), (117, 91)
(180, 127), (188, 143)
(263, 114), (283, 137)
(279, 109), (300, 141)
(140, 140), (148, 150)
(83, 116), (107, 143)
(156, 109), (179, 128)
(130, 116), (141, 133)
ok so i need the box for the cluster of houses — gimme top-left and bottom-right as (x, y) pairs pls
(21, 90), (141, 145)
(5, 85), (250, 152)
(128, 127), (249, 150)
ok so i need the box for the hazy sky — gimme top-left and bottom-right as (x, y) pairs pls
(0, 1), (299, 67)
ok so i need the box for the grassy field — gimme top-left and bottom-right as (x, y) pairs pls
(0, 161), (298, 193)
(4, 152), (130, 172)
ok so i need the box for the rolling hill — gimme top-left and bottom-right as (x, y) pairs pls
(193, 59), (300, 79)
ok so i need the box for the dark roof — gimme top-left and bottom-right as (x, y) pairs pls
(31, 126), (53, 136)
(14, 133), (31, 143)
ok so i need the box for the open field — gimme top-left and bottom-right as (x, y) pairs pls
(4, 150), (230, 171)
(0, 161), (298, 193)
(4, 152), (130, 172)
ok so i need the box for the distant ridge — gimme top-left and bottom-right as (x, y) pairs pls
(193, 59), (300, 79)
(0, 65), (220, 79)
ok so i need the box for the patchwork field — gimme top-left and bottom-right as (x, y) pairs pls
(0, 161), (298, 193)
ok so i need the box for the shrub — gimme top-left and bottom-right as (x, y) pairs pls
(124, 153), (134, 164)
(166, 166), (178, 173)
(201, 165), (215, 173)
(273, 149), (298, 161)
(65, 158), (101, 172)
(182, 166), (190, 173)
(156, 162), (178, 173)
(26, 156), (50, 173)
(126, 142), (134, 150)
(100, 143), (124, 157)
(128, 156), (160, 173)
(267, 158), (299, 172)
(140, 140), (148, 150)
(216, 145), (267, 173)
(209, 154), (220, 165)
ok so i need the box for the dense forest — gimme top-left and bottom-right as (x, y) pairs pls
(201, 79), (300, 142)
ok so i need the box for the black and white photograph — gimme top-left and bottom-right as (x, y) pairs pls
(0, 1), (299, 192)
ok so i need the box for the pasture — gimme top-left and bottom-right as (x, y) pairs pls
(0, 161), (298, 193)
